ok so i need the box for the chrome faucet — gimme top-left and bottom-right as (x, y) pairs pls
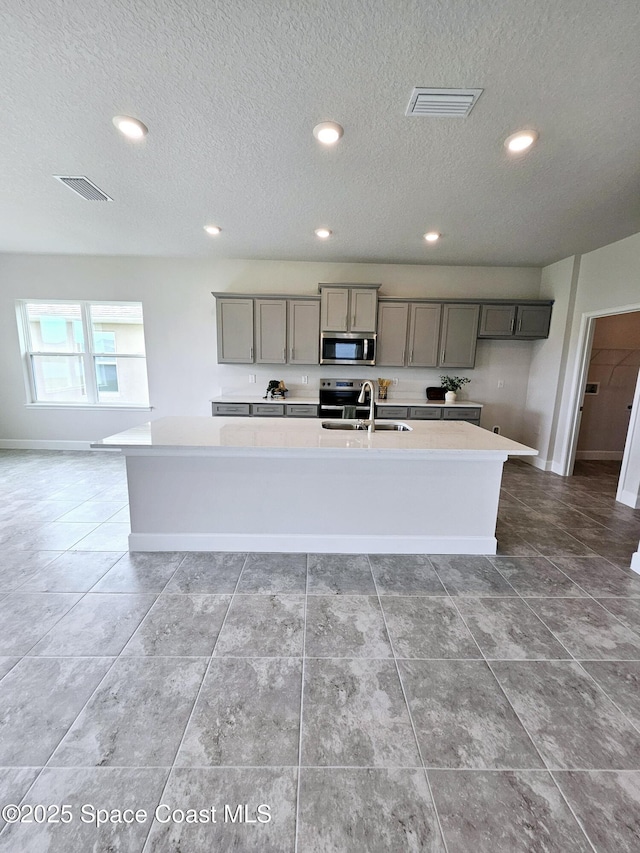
(357, 380), (376, 433)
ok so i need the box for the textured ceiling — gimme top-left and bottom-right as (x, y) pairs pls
(1, 0), (639, 266)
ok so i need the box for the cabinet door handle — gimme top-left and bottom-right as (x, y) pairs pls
(441, 349), (445, 362)
(517, 317), (522, 332)
(290, 348), (294, 360)
(250, 346), (254, 360)
(409, 349), (414, 364)
(402, 349), (406, 364)
(283, 348), (286, 360)
(352, 315), (356, 327)
(510, 316), (515, 333)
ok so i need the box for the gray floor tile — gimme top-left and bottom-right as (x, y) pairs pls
(28, 593), (156, 656)
(549, 555), (640, 597)
(368, 554), (447, 595)
(299, 768), (445, 851)
(177, 657), (301, 766)
(302, 658), (420, 767)
(597, 597), (640, 633)
(430, 556), (517, 596)
(305, 596), (392, 657)
(0, 550), (61, 592)
(489, 555), (586, 596)
(48, 657), (208, 767)
(123, 594), (230, 656)
(0, 657), (19, 680)
(0, 768), (40, 830)
(581, 660), (640, 729)
(17, 551), (123, 592)
(307, 553), (376, 594)
(56, 500), (127, 523)
(165, 551), (246, 593)
(381, 597), (480, 659)
(238, 552), (307, 593)
(0, 657), (113, 765)
(6, 521), (101, 551)
(90, 552), (185, 593)
(214, 594), (304, 657)
(0, 767), (168, 853)
(455, 597), (572, 660)
(398, 660), (543, 769)
(492, 661), (640, 769)
(553, 770), (640, 853)
(143, 767), (297, 852)
(525, 597), (640, 660)
(71, 522), (130, 551)
(0, 593), (82, 655)
(429, 770), (591, 853)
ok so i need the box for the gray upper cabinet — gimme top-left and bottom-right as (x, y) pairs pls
(289, 299), (320, 364)
(478, 303), (552, 339)
(439, 304), (479, 368)
(377, 302), (441, 367)
(320, 286), (378, 332)
(408, 303), (442, 367)
(376, 302), (410, 366)
(216, 298), (254, 363)
(254, 299), (287, 364)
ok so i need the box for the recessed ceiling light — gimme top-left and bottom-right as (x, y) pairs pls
(504, 130), (538, 153)
(112, 115), (148, 140)
(423, 231), (440, 242)
(315, 228), (332, 239)
(204, 225), (221, 236)
(312, 122), (344, 145)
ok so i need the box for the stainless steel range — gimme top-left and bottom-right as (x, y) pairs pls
(318, 378), (372, 419)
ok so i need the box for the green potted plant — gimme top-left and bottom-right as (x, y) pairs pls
(440, 375), (470, 403)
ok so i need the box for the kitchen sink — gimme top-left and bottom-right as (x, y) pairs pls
(321, 421), (413, 431)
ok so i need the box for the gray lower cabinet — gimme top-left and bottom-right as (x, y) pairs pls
(439, 304), (479, 368)
(216, 298), (254, 363)
(212, 403), (251, 416)
(286, 404), (318, 417)
(375, 404), (480, 425)
(478, 303), (552, 339)
(251, 403), (285, 416)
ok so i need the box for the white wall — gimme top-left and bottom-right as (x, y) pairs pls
(0, 253), (541, 446)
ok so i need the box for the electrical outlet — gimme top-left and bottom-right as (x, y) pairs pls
(249, 374), (256, 384)
(497, 380), (504, 389)
(301, 375), (308, 384)
(392, 378), (399, 386)
(492, 425), (501, 434)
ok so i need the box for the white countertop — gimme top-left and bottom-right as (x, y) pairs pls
(211, 396), (482, 408)
(93, 416), (536, 458)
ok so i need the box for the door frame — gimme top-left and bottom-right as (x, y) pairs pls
(563, 304), (640, 507)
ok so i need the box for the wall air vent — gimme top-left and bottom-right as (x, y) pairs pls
(53, 176), (113, 201)
(405, 88), (483, 117)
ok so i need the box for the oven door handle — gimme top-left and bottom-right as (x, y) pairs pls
(363, 339), (368, 358)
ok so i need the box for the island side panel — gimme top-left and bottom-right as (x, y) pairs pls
(124, 452), (506, 554)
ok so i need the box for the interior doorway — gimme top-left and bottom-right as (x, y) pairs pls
(568, 310), (640, 506)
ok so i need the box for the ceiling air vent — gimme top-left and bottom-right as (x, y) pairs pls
(53, 176), (113, 201)
(405, 88), (483, 117)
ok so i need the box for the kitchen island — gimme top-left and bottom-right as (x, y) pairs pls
(92, 416), (537, 554)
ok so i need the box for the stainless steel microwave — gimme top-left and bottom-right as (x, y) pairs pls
(320, 332), (376, 365)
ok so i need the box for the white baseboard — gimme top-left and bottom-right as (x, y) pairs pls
(575, 450), (624, 461)
(0, 439), (94, 451)
(128, 532), (498, 555)
(522, 456), (554, 472)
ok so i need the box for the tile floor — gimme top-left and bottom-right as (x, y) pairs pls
(0, 450), (639, 851)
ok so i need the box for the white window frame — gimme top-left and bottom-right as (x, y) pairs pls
(17, 299), (151, 409)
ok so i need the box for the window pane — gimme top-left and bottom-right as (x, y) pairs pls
(26, 303), (84, 352)
(90, 303), (146, 355)
(31, 355), (87, 402)
(94, 357), (149, 405)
